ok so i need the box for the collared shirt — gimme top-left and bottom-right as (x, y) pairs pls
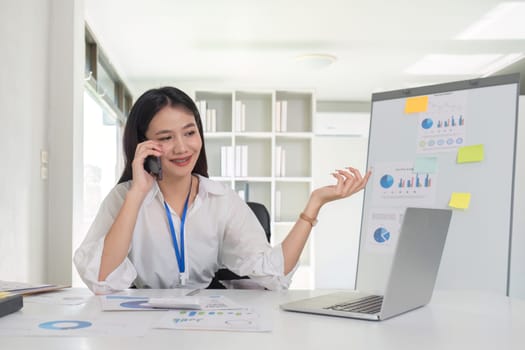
(74, 175), (295, 294)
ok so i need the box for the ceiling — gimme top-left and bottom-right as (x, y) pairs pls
(85, 0), (525, 101)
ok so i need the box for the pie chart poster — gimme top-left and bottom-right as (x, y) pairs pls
(365, 209), (404, 254)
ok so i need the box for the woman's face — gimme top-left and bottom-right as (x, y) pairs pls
(145, 105), (202, 180)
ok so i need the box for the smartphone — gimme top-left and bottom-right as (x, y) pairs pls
(145, 156), (162, 180)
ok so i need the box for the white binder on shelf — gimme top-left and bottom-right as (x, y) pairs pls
(241, 145), (248, 177)
(275, 101), (282, 132)
(197, 100), (207, 131)
(221, 146), (235, 177)
(274, 146), (286, 177)
(280, 100), (287, 132)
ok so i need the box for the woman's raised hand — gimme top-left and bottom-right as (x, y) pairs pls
(311, 167), (372, 206)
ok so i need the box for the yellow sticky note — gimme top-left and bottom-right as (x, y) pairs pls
(449, 192), (471, 209)
(404, 96), (428, 113)
(457, 144), (484, 163)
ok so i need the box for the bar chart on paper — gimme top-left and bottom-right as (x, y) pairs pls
(154, 309), (271, 332)
(373, 162), (437, 207)
(417, 94), (467, 153)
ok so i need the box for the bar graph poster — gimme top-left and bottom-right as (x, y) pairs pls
(365, 208), (404, 253)
(372, 162), (437, 207)
(417, 91), (467, 153)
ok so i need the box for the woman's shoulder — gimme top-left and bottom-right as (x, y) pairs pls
(196, 175), (231, 196)
(114, 180), (132, 194)
(103, 181), (132, 204)
(196, 175), (248, 208)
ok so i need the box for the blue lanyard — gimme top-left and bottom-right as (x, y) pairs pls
(163, 179), (192, 276)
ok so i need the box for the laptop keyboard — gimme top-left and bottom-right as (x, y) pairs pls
(325, 295), (383, 314)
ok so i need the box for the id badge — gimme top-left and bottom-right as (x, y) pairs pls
(179, 272), (187, 286)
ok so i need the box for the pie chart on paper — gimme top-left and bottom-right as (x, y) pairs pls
(373, 227), (391, 243)
(379, 174), (394, 189)
(421, 118), (433, 129)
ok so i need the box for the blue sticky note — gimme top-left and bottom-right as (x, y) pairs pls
(414, 157), (438, 174)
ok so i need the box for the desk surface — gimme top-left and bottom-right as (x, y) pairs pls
(1, 288), (524, 350)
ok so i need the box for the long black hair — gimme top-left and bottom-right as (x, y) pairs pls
(118, 86), (208, 183)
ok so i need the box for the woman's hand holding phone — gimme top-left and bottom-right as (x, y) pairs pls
(145, 156), (162, 180)
(130, 140), (163, 196)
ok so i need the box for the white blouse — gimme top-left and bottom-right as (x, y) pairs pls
(74, 175), (295, 294)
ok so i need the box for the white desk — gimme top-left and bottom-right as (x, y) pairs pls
(1, 288), (524, 350)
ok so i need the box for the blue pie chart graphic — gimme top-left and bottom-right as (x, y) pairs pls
(120, 300), (152, 309)
(380, 174), (394, 189)
(421, 118), (433, 129)
(39, 320), (92, 330)
(373, 227), (391, 243)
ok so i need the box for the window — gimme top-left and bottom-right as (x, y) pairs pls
(84, 25), (132, 118)
(83, 90), (120, 219)
(73, 25), (132, 287)
(72, 91), (123, 287)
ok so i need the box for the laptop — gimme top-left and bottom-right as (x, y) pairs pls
(281, 207), (453, 321)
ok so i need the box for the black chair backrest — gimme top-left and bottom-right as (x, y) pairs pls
(246, 201), (271, 243)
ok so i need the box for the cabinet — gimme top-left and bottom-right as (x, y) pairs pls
(194, 90), (315, 288)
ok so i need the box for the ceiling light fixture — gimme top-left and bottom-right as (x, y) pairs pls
(405, 54), (504, 75)
(480, 53), (525, 77)
(405, 53), (525, 77)
(456, 2), (525, 39)
(294, 53), (337, 70)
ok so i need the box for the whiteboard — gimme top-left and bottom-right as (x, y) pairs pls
(356, 74), (520, 295)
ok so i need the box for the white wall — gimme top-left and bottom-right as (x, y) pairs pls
(0, 0), (50, 282)
(47, 0), (85, 285)
(312, 104), (370, 289)
(312, 136), (368, 289)
(0, 0), (84, 284)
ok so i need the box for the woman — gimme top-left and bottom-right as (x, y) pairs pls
(74, 86), (371, 294)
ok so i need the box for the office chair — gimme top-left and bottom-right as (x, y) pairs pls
(207, 201), (271, 289)
(246, 201), (271, 242)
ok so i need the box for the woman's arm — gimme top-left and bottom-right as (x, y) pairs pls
(98, 189), (147, 281)
(98, 140), (162, 281)
(281, 167), (371, 274)
(73, 183), (139, 294)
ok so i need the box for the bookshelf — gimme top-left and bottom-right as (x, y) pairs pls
(194, 89), (315, 288)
